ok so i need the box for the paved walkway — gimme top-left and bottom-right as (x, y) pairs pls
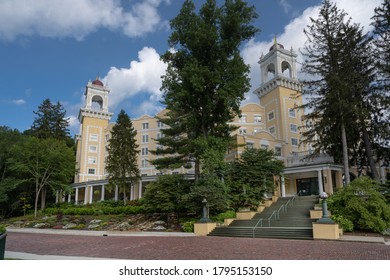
(4, 228), (390, 260)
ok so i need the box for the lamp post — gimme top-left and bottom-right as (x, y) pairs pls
(200, 198), (211, 223)
(317, 192), (334, 223)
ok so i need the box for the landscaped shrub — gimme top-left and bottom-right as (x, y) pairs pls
(44, 204), (144, 216)
(328, 176), (390, 233)
(182, 221), (195, 232)
(212, 210), (236, 223)
(331, 214), (354, 232)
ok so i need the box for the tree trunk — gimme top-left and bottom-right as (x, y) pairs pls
(40, 187), (46, 211)
(341, 120), (350, 185)
(360, 118), (380, 181)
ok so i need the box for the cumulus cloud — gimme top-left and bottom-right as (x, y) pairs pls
(0, 0), (169, 41)
(102, 47), (167, 109)
(242, 0), (382, 103)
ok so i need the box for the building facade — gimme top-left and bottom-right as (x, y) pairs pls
(69, 41), (347, 204)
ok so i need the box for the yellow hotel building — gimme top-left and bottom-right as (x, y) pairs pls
(70, 41), (346, 204)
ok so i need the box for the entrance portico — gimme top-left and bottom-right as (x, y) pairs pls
(280, 164), (343, 197)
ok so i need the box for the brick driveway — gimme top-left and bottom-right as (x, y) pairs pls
(5, 231), (390, 260)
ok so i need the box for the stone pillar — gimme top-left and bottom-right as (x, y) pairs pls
(68, 193), (71, 203)
(55, 190), (59, 204)
(281, 175), (286, 197)
(75, 188), (79, 205)
(101, 185), (105, 201)
(318, 170), (324, 194)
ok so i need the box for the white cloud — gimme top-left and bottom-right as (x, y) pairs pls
(134, 101), (164, 117)
(0, 0), (169, 41)
(102, 47), (167, 109)
(278, 0), (292, 14)
(12, 99), (26, 105)
(242, 0), (382, 103)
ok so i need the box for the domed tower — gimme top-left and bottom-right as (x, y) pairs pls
(75, 78), (113, 183)
(253, 39), (305, 157)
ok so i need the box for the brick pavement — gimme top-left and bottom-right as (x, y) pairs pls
(5, 231), (390, 260)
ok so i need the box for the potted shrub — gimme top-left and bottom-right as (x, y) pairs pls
(0, 224), (6, 260)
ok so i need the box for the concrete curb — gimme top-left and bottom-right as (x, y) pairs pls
(6, 227), (196, 237)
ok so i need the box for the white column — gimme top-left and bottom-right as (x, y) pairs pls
(75, 188), (79, 205)
(138, 181), (143, 199)
(89, 185), (93, 204)
(114, 185), (118, 201)
(68, 193), (71, 203)
(101, 185), (105, 201)
(318, 170), (324, 194)
(84, 186), (88, 205)
(379, 160), (386, 184)
(130, 184), (134, 201)
(55, 190), (59, 203)
(281, 175), (286, 197)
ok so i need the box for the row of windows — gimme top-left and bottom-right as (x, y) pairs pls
(239, 123), (298, 135)
(141, 121), (164, 130)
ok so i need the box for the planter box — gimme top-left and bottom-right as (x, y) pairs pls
(0, 232), (6, 260)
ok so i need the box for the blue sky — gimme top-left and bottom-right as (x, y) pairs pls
(0, 0), (381, 136)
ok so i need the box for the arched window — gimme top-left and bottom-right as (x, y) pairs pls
(91, 95), (103, 111)
(281, 61), (292, 78)
(266, 63), (276, 81)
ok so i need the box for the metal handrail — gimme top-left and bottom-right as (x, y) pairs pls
(253, 190), (304, 235)
(252, 218), (263, 238)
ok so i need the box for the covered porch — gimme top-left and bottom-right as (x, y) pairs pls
(278, 164), (344, 197)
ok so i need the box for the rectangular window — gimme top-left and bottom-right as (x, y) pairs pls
(239, 115), (247, 123)
(141, 159), (148, 168)
(88, 168), (95, 175)
(254, 115), (262, 123)
(291, 138), (298, 146)
(89, 145), (97, 153)
(261, 144), (269, 150)
(269, 126), (275, 134)
(289, 108), (296, 118)
(141, 147), (149, 156)
(156, 132), (162, 139)
(268, 111), (275, 121)
(142, 134), (149, 143)
(246, 142), (254, 149)
(142, 123), (149, 130)
(88, 157), (96, 164)
(239, 128), (247, 135)
(89, 134), (98, 141)
(157, 121), (164, 128)
(290, 124), (298, 133)
(274, 146), (282, 157)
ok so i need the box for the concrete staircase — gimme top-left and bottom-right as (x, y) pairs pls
(208, 195), (319, 240)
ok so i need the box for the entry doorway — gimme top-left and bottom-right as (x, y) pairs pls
(296, 178), (319, 196)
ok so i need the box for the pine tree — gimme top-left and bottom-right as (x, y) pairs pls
(301, 0), (354, 184)
(106, 110), (140, 205)
(371, 0), (390, 165)
(29, 99), (71, 143)
(152, 0), (258, 181)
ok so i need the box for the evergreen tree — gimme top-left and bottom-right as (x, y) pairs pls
(301, 0), (354, 184)
(106, 110), (140, 205)
(371, 0), (390, 165)
(372, 0), (390, 82)
(301, 0), (384, 183)
(153, 0), (258, 182)
(29, 99), (72, 145)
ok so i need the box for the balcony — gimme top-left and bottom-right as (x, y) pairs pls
(286, 151), (334, 167)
